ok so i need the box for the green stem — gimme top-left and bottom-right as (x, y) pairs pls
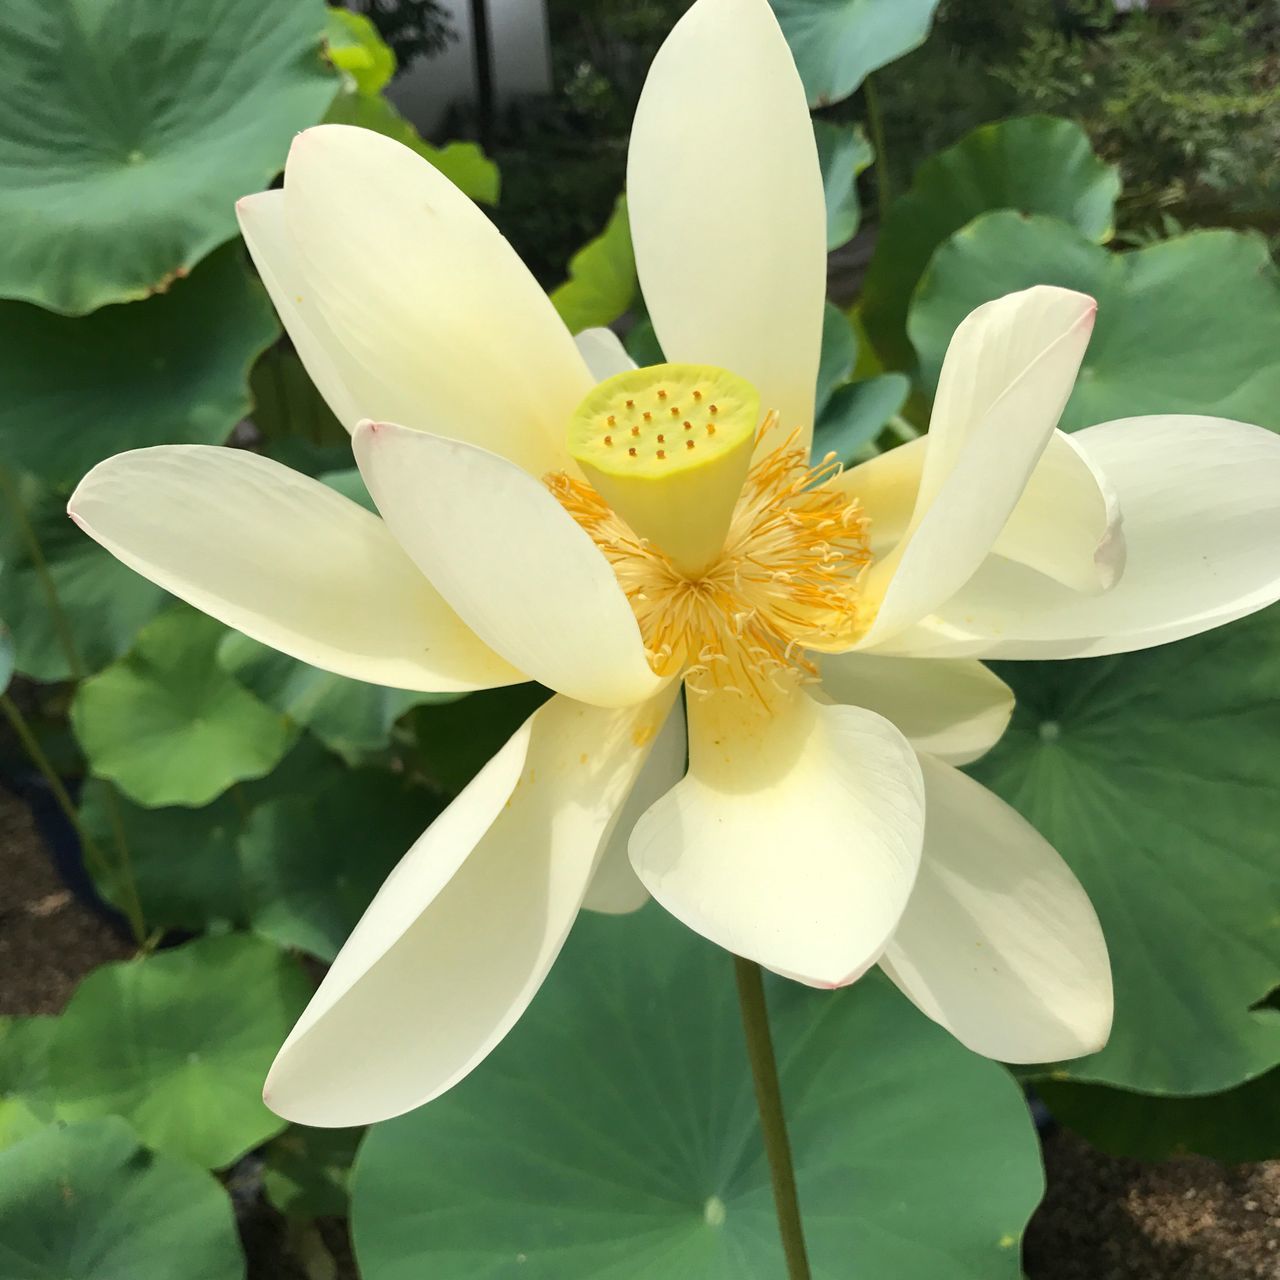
(863, 73), (892, 226)
(101, 788), (146, 944)
(0, 693), (113, 886)
(0, 468), (84, 681)
(0, 467), (146, 944)
(734, 955), (812, 1280)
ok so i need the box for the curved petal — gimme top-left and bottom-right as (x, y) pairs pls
(994, 429), (1125, 593)
(858, 288), (1096, 647)
(282, 125), (591, 476)
(881, 754), (1113, 1063)
(68, 446), (522, 694)
(879, 416), (1280, 659)
(839, 427), (1121, 597)
(575, 327), (637, 383)
(354, 421), (667, 709)
(628, 0), (826, 448)
(629, 682), (924, 986)
(582, 693), (686, 914)
(264, 691), (674, 1126)
(237, 191), (365, 432)
(834, 436), (925, 558)
(819, 652), (1013, 765)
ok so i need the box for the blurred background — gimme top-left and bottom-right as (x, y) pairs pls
(1, 1), (1278, 1277)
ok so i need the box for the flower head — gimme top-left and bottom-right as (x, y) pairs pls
(68, 0), (1280, 1126)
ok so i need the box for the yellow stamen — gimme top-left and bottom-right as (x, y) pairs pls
(548, 422), (870, 703)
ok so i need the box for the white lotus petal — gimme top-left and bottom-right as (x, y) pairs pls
(819, 653), (1013, 765)
(236, 191), (366, 432)
(881, 754), (1112, 1063)
(354, 422), (666, 708)
(68, 446), (521, 693)
(879, 416), (1280, 659)
(582, 693), (687, 914)
(859, 287), (1096, 646)
(995, 429), (1125, 593)
(834, 436), (926, 558)
(838, 427), (1122, 595)
(628, 0), (826, 449)
(265, 691), (673, 1126)
(630, 683), (924, 985)
(283, 124), (591, 475)
(575, 327), (637, 383)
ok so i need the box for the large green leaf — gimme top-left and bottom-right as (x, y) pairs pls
(47, 934), (311, 1169)
(970, 604), (1280, 1095)
(351, 908), (1043, 1279)
(72, 608), (297, 809)
(0, 1017), (56, 1154)
(550, 197), (637, 336)
(862, 116), (1121, 371)
(770, 0), (941, 107)
(0, 246), (279, 492)
(813, 373), (909, 464)
(81, 738), (345, 932)
(80, 780), (247, 931)
(0, 1118), (245, 1279)
(1038, 1070), (1280, 1164)
(219, 631), (454, 763)
(240, 769), (437, 961)
(0, 470), (167, 681)
(815, 120), (873, 252)
(908, 215), (1280, 428)
(0, 0), (335, 314)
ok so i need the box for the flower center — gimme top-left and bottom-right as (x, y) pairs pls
(551, 364), (870, 701)
(564, 363), (760, 576)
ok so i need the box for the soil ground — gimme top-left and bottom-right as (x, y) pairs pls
(2, 787), (1276, 1279)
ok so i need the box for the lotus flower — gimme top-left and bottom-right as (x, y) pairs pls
(69, 0), (1280, 1126)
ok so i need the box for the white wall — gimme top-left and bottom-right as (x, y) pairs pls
(388, 0), (553, 135)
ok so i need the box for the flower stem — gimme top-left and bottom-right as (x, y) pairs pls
(863, 73), (892, 226)
(0, 467), (146, 944)
(0, 468), (84, 682)
(733, 954), (812, 1280)
(1, 694), (109, 886)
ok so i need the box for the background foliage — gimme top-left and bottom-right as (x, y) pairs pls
(1, 0), (1278, 1276)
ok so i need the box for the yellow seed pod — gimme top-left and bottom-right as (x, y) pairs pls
(567, 363), (760, 575)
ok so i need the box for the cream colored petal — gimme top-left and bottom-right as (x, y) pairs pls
(881, 754), (1112, 1063)
(237, 191), (366, 432)
(283, 124), (591, 476)
(858, 288), (1096, 646)
(628, 0), (826, 450)
(878, 415), (1280, 659)
(583, 694), (686, 915)
(68, 446), (522, 694)
(575, 327), (637, 383)
(995, 429), (1125, 593)
(629, 682), (924, 986)
(832, 435), (925, 558)
(264, 692), (672, 1126)
(838, 429), (1121, 600)
(819, 652), (1013, 765)
(353, 421), (667, 709)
